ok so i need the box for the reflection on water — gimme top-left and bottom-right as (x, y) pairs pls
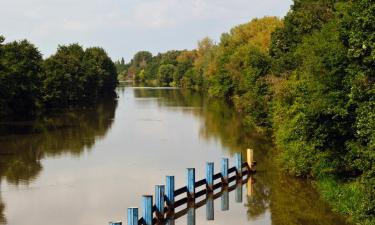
(0, 86), (350, 225)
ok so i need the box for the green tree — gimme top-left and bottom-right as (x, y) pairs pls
(42, 44), (86, 106)
(0, 38), (43, 116)
(157, 64), (176, 86)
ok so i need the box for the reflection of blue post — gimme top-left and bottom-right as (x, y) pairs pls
(142, 195), (153, 225)
(109, 222), (122, 225)
(221, 188), (229, 211)
(187, 206), (196, 225)
(127, 208), (138, 225)
(206, 194), (214, 220)
(166, 176), (175, 210)
(187, 168), (195, 199)
(155, 185), (165, 216)
(235, 182), (243, 203)
(206, 162), (214, 191)
(166, 217), (175, 225)
(235, 153), (242, 177)
(221, 158), (228, 184)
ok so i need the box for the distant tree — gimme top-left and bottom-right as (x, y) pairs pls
(157, 64), (175, 86)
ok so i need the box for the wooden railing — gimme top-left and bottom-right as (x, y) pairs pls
(109, 149), (256, 225)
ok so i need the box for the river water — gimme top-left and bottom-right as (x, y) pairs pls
(0, 85), (351, 225)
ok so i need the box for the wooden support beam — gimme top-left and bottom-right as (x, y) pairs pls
(247, 149), (254, 169)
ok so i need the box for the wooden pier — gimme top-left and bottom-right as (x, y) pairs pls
(109, 149), (256, 225)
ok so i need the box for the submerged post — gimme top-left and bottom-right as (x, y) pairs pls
(221, 158), (229, 184)
(187, 168), (195, 200)
(155, 185), (165, 216)
(109, 222), (122, 225)
(221, 188), (229, 211)
(235, 153), (242, 177)
(206, 193), (214, 220)
(247, 149), (254, 169)
(142, 195), (153, 225)
(187, 206), (196, 225)
(127, 208), (138, 225)
(235, 181), (243, 203)
(206, 162), (214, 191)
(166, 176), (175, 210)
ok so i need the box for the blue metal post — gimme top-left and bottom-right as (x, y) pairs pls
(235, 153), (242, 176)
(206, 162), (214, 191)
(166, 176), (175, 210)
(221, 158), (228, 184)
(127, 208), (138, 225)
(155, 185), (165, 216)
(142, 195), (153, 225)
(187, 168), (195, 199)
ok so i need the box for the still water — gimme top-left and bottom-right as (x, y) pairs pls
(0, 85), (351, 225)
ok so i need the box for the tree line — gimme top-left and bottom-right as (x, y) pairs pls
(0, 37), (118, 117)
(120, 0), (374, 224)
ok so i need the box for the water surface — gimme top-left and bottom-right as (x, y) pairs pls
(0, 86), (351, 225)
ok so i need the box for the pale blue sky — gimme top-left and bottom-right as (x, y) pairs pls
(1, 0), (293, 61)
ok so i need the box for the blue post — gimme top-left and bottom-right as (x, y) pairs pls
(187, 168), (195, 199)
(109, 222), (122, 225)
(235, 153), (242, 176)
(142, 195), (153, 225)
(127, 208), (138, 225)
(221, 158), (229, 184)
(155, 185), (165, 216)
(166, 176), (175, 209)
(206, 162), (214, 191)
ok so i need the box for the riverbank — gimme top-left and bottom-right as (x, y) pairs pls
(117, 1), (374, 224)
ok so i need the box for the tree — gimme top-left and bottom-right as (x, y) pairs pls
(157, 64), (175, 86)
(0, 38), (43, 116)
(42, 44), (86, 106)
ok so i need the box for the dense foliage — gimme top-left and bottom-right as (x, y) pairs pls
(0, 37), (43, 116)
(122, 1), (374, 223)
(0, 38), (118, 116)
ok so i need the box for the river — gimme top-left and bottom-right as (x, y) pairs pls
(0, 85), (351, 225)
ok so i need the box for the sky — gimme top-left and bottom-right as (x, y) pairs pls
(1, 0), (293, 61)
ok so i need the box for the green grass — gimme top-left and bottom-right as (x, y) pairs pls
(317, 177), (375, 225)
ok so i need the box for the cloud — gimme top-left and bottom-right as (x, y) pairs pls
(0, 0), (292, 60)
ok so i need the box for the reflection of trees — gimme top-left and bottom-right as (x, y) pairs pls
(0, 195), (5, 224)
(0, 97), (117, 185)
(133, 87), (351, 225)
